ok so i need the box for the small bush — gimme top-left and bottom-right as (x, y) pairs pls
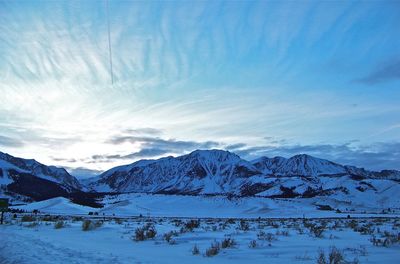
(185, 219), (200, 230)
(384, 231), (400, 245)
(173, 219), (183, 227)
(133, 224), (157, 241)
(221, 238), (236, 248)
(164, 232), (173, 243)
(163, 231), (179, 244)
(257, 230), (265, 239)
(21, 215), (36, 222)
(317, 247), (345, 264)
(308, 224), (325, 238)
(328, 247), (344, 264)
(81, 220), (102, 231)
(226, 218), (236, 225)
(82, 220), (95, 231)
(249, 240), (257, 248)
(370, 235), (381, 246)
(317, 250), (326, 264)
(192, 244), (200, 255)
(180, 219), (200, 233)
(383, 238), (391, 247)
(257, 231), (276, 242)
(145, 226), (157, 239)
(370, 231), (400, 247)
(347, 220), (358, 229)
(205, 242), (220, 257)
(54, 221), (65, 229)
(134, 227), (146, 241)
(42, 215), (58, 221)
(238, 219), (250, 231)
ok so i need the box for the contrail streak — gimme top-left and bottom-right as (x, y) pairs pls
(106, 0), (114, 85)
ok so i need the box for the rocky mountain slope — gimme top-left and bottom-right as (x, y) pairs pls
(0, 151), (87, 203)
(86, 150), (400, 203)
(2, 149), (399, 209)
(88, 150), (260, 194)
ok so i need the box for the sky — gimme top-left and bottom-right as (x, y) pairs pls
(0, 0), (400, 178)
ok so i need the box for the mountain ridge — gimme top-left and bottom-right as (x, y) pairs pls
(86, 149), (400, 198)
(1, 149), (399, 206)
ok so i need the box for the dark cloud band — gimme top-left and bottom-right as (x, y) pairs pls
(355, 58), (400, 85)
(0, 135), (24, 147)
(233, 141), (400, 171)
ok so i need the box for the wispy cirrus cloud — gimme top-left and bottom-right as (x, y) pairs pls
(0, 124), (81, 149)
(122, 128), (163, 136)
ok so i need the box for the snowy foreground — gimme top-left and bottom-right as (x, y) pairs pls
(1, 194), (399, 263)
(1, 214), (399, 263)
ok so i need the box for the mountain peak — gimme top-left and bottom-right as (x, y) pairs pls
(282, 154), (346, 176)
(185, 149), (239, 160)
(252, 153), (346, 177)
(92, 148), (259, 194)
(291, 153), (312, 159)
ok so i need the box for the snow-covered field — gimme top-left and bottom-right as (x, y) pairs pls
(1, 213), (399, 263)
(11, 194), (400, 219)
(0, 194), (399, 263)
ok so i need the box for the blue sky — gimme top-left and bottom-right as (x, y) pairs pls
(0, 0), (400, 177)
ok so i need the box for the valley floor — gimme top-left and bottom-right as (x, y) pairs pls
(1, 214), (399, 264)
(11, 193), (400, 219)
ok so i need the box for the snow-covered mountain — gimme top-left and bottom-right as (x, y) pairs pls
(252, 154), (347, 176)
(87, 150), (400, 200)
(253, 153), (400, 179)
(251, 156), (287, 174)
(89, 150), (260, 194)
(2, 149), (399, 208)
(0, 151), (82, 202)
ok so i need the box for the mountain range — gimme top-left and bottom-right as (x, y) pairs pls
(1, 149), (399, 208)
